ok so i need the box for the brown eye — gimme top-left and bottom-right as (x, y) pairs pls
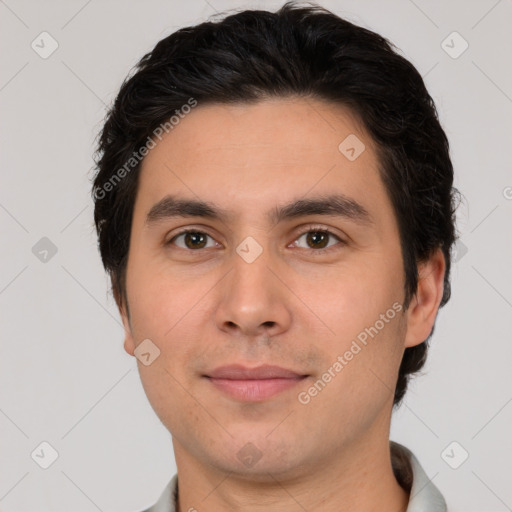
(170, 231), (216, 250)
(306, 231), (329, 249)
(293, 230), (343, 251)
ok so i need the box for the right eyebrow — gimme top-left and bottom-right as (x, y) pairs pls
(145, 196), (233, 225)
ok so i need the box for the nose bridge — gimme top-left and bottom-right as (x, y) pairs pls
(234, 238), (268, 281)
(230, 230), (272, 291)
(230, 244), (274, 311)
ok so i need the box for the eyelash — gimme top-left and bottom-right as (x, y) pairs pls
(166, 225), (346, 254)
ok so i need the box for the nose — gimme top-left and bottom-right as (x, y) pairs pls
(213, 250), (292, 340)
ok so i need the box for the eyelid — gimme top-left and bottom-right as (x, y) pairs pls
(294, 223), (346, 239)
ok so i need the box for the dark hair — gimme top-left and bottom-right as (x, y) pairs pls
(93, 1), (458, 407)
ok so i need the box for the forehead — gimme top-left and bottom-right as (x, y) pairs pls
(135, 97), (390, 225)
(145, 97), (372, 164)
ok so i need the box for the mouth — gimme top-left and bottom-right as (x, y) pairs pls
(203, 365), (309, 402)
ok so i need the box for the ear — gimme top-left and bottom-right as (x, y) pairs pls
(404, 248), (446, 348)
(116, 291), (136, 357)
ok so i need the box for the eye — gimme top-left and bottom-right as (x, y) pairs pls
(168, 230), (219, 250)
(291, 229), (344, 252)
(166, 227), (344, 253)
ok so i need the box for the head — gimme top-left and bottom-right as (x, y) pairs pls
(93, 2), (457, 478)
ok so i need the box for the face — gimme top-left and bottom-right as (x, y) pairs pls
(121, 97), (441, 480)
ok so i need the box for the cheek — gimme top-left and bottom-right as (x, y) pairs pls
(302, 258), (406, 401)
(126, 259), (201, 340)
(127, 267), (205, 430)
(309, 260), (404, 341)
(124, 269), (203, 425)
(297, 308), (405, 438)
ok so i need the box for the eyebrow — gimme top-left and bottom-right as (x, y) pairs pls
(145, 194), (372, 226)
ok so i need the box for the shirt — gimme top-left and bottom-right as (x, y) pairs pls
(142, 441), (447, 512)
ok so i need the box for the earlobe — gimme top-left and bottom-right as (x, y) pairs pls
(124, 335), (135, 357)
(404, 248), (446, 348)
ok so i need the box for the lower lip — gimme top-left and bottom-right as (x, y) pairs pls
(206, 377), (306, 401)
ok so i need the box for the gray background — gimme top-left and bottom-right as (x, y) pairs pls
(1, 0), (511, 510)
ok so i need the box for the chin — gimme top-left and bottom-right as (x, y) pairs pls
(207, 436), (309, 481)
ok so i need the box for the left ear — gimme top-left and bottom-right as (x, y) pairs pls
(404, 248), (446, 348)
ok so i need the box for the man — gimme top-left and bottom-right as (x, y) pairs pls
(92, 2), (457, 510)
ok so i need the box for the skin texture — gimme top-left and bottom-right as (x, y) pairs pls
(120, 97), (445, 512)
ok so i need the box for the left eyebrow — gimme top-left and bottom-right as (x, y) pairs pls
(268, 194), (373, 226)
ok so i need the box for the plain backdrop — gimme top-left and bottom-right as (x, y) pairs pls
(1, 0), (511, 511)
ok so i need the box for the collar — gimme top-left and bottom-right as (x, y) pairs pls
(143, 441), (446, 512)
(390, 441), (447, 511)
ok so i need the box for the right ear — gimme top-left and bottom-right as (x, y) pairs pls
(121, 307), (136, 357)
(114, 286), (136, 357)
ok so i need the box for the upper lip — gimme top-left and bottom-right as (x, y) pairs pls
(205, 364), (306, 380)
